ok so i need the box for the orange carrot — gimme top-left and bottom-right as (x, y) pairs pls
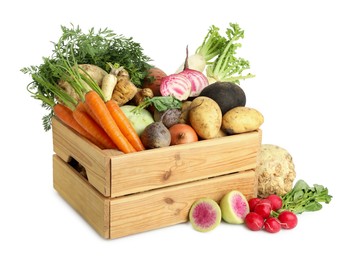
(83, 101), (100, 124)
(72, 107), (117, 150)
(53, 103), (105, 149)
(106, 100), (145, 151)
(84, 91), (136, 153)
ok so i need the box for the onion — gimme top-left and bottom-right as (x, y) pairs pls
(179, 46), (209, 97)
(160, 73), (192, 101)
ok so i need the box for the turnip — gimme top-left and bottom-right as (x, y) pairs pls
(175, 25), (226, 73)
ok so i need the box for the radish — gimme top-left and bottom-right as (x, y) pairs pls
(248, 197), (262, 212)
(244, 212), (264, 231)
(253, 199), (272, 219)
(159, 73), (192, 101)
(264, 217), (281, 233)
(266, 194), (283, 211)
(278, 211), (298, 229)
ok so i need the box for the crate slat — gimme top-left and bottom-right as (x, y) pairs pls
(53, 154), (257, 239)
(52, 117), (261, 198)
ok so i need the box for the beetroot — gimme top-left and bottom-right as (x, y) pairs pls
(160, 73), (192, 101)
(244, 212), (264, 231)
(278, 210), (298, 229)
(264, 217), (281, 233)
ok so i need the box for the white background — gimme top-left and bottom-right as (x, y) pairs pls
(1, 0), (352, 259)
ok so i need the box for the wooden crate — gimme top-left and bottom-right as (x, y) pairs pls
(52, 117), (262, 239)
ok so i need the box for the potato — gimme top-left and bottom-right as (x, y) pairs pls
(189, 96), (222, 139)
(178, 100), (192, 124)
(222, 107), (264, 134)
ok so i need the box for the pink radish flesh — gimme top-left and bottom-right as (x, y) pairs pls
(192, 202), (218, 229)
(232, 194), (249, 219)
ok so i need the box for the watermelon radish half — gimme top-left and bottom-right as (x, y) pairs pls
(189, 198), (221, 232)
(220, 190), (250, 224)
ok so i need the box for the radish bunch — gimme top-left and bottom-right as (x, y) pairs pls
(245, 194), (298, 233)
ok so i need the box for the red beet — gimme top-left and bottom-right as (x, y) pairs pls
(254, 199), (272, 219)
(266, 194), (283, 211)
(278, 211), (298, 229)
(245, 212), (264, 231)
(248, 198), (262, 212)
(264, 217), (281, 233)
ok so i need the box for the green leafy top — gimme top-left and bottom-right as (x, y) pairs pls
(205, 23), (255, 84)
(21, 24), (153, 130)
(280, 179), (333, 214)
(134, 96), (182, 113)
(52, 24), (152, 86)
(195, 25), (227, 63)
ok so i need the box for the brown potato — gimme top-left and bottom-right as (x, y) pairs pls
(189, 96), (222, 139)
(222, 107), (264, 134)
(178, 100), (192, 124)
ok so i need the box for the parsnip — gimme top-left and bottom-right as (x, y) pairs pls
(58, 64), (107, 101)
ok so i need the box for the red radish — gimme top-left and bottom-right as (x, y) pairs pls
(169, 123), (198, 145)
(248, 197), (262, 212)
(278, 211), (298, 229)
(264, 217), (281, 233)
(254, 199), (272, 219)
(266, 194), (283, 211)
(244, 212), (264, 231)
(160, 73), (192, 101)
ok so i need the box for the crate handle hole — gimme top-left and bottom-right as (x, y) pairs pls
(68, 156), (88, 180)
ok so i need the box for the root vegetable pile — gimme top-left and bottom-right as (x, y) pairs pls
(22, 22), (262, 155)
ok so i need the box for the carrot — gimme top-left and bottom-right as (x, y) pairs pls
(106, 100), (145, 151)
(53, 103), (105, 148)
(84, 91), (136, 153)
(83, 101), (100, 124)
(72, 107), (117, 150)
